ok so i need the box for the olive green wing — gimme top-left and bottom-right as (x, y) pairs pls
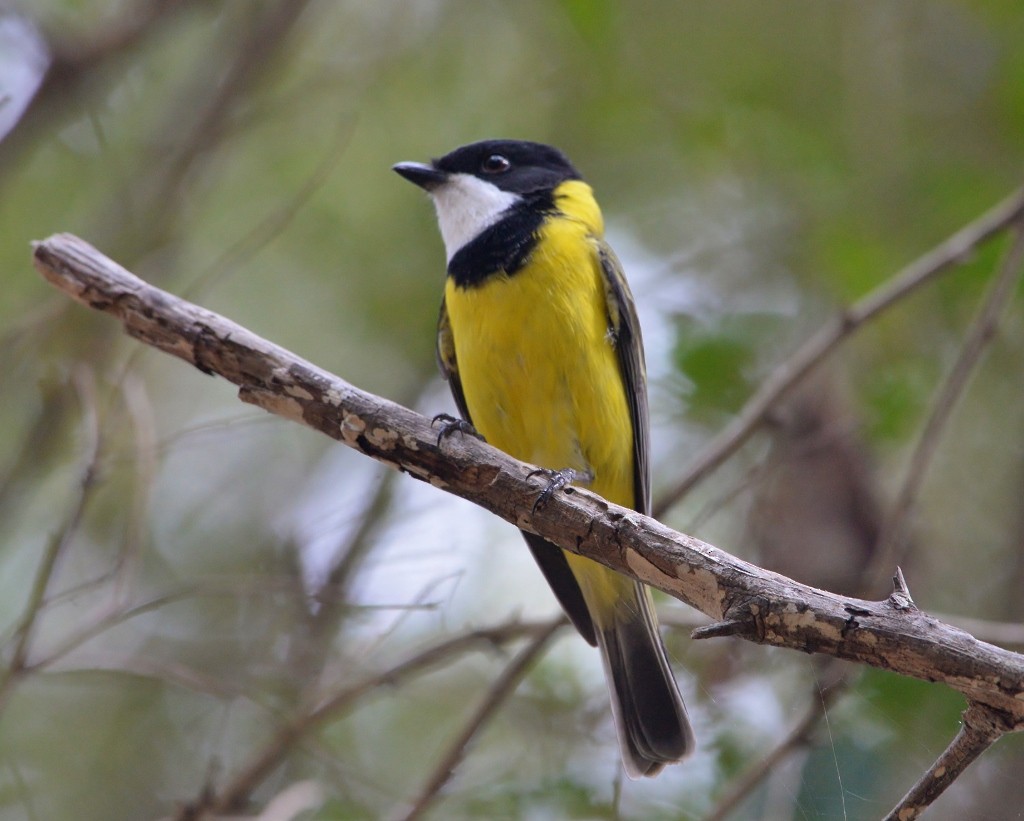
(436, 295), (472, 424)
(436, 293), (598, 646)
(594, 238), (651, 516)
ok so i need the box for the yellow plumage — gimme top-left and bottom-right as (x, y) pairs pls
(396, 140), (693, 777)
(443, 180), (636, 614)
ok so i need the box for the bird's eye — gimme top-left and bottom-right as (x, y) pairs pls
(481, 154), (511, 174)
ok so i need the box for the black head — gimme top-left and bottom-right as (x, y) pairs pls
(436, 139), (582, 194)
(395, 139), (582, 195)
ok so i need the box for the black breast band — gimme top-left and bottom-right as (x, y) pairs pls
(446, 195), (551, 288)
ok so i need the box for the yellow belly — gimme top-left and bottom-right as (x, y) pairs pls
(444, 216), (635, 510)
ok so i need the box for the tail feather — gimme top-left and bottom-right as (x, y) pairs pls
(597, 581), (695, 778)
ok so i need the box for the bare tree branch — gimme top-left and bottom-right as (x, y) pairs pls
(882, 703), (1009, 820)
(933, 613), (1024, 652)
(32, 230), (1024, 821)
(31, 232), (1024, 729)
(653, 186), (1024, 517)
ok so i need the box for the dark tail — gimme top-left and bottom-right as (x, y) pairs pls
(597, 581), (695, 778)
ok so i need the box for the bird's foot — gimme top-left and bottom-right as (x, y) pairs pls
(431, 413), (483, 447)
(528, 467), (588, 514)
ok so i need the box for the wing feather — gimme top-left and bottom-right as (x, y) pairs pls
(436, 295), (473, 423)
(594, 239), (651, 515)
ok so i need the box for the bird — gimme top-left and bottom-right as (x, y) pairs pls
(394, 139), (694, 777)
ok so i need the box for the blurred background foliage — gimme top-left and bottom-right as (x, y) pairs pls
(1, 1), (1023, 819)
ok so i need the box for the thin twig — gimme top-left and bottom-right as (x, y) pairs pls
(286, 370), (436, 691)
(702, 670), (852, 821)
(0, 366), (70, 516)
(0, 0), (209, 183)
(653, 186), (1024, 518)
(285, 468), (400, 692)
(113, 373), (158, 603)
(181, 114), (354, 301)
(0, 369), (102, 713)
(396, 617), (565, 821)
(52, 653), (249, 701)
(193, 620), (561, 817)
(139, 0), (314, 236)
(866, 225), (1024, 592)
(882, 703), (1008, 820)
(29, 578), (315, 673)
(323, 468), (407, 608)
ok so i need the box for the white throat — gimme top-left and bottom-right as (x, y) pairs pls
(429, 173), (521, 261)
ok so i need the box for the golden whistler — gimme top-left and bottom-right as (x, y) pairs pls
(395, 140), (694, 777)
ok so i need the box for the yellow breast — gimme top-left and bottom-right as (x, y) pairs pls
(444, 182), (634, 507)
